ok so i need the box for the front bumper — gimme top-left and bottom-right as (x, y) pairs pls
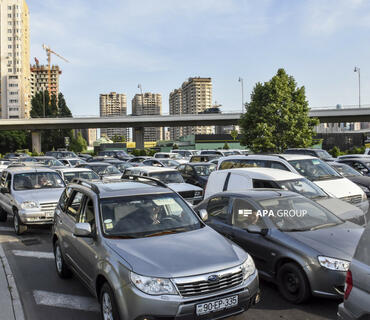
(117, 271), (259, 320)
(18, 209), (54, 225)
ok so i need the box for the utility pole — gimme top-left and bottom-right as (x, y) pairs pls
(238, 77), (245, 113)
(354, 66), (361, 108)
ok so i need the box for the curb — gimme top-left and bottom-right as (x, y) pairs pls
(0, 244), (25, 320)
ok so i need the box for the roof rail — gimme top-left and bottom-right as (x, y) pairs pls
(71, 178), (100, 194)
(120, 174), (169, 189)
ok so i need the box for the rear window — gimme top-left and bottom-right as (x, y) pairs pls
(219, 159), (265, 170)
(354, 227), (370, 265)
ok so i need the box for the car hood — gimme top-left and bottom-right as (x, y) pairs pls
(167, 183), (203, 192)
(346, 175), (370, 186)
(287, 222), (364, 260)
(14, 188), (64, 204)
(314, 178), (364, 198)
(106, 226), (247, 278)
(316, 198), (364, 220)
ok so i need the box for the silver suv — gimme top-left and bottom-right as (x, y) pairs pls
(0, 167), (66, 234)
(52, 178), (259, 320)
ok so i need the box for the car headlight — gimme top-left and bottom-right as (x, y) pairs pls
(361, 191), (368, 201)
(318, 256), (350, 272)
(359, 185), (369, 193)
(241, 254), (256, 281)
(194, 190), (203, 197)
(20, 201), (40, 209)
(130, 271), (178, 295)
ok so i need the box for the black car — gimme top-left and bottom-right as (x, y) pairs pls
(283, 148), (335, 162)
(45, 151), (78, 159)
(337, 158), (370, 176)
(195, 189), (363, 303)
(329, 162), (370, 197)
(177, 163), (216, 188)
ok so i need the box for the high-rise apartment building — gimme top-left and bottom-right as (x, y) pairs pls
(0, 0), (31, 119)
(99, 92), (128, 140)
(169, 77), (214, 140)
(30, 63), (61, 97)
(132, 93), (162, 142)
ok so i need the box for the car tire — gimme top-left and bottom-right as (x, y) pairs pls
(13, 210), (27, 235)
(100, 282), (120, 320)
(54, 240), (72, 278)
(0, 208), (7, 222)
(277, 262), (310, 304)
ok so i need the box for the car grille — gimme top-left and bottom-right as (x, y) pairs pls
(174, 267), (243, 297)
(40, 202), (57, 212)
(179, 191), (195, 199)
(340, 195), (362, 205)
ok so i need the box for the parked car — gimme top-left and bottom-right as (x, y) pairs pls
(123, 166), (203, 204)
(153, 152), (187, 164)
(142, 158), (180, 168)
(33, 156), (64, 168)
(98, 150), (131, 161)
(76, 162), (122, 180)
(217, 155), (369, 214)
(0, 167), (65, 234)
(52, 178), (259, 320)
(126, 156), (152, 166)
(195, 189), (364, 303)
(77, 153), (93, 161)
(171, 150), (197, 159)
(205, 167), (367, 226)
(338, 223), (370, 319)
(4, 152), (30, 160)
(45, 150), (78, 159)
(190, 154), (220, 163)
(0, 160), (11, 173)
(337, 158), (370, 176)
(59, 157), (86, 167)
(329, 162), (370, 197)
(55, 167), (100, 183)
(177, 163), (217, 188)
(283, 148), (335, 161)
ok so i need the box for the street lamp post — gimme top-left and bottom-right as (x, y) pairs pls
(354, 66), (361, 108)
(238, 77), (244, 113)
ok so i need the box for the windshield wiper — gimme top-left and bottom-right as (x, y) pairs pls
(310, 223), (340, 231)
(282, 227), (311, 232)
(105, 234), (138, 239)
(144, 227), (188, 238)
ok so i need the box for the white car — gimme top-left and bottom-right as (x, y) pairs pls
(124, 166), (203, 204)
(55, 167), (100, 183)
(217, 154), (369, 214)
(153, 152), (188, 164)
(59, 157), (86, 167)
(205, 167), (367, 226)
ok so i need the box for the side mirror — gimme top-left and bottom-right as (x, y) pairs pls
(1, 187), (9, 194)
(246, 225), (268, 236)
(199, 209), (208, 221)
(73, 223), (92, 237)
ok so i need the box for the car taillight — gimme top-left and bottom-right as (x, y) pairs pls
(344, 270), (353, 300)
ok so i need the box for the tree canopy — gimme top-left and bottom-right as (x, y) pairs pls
(239, 69), (319, 153)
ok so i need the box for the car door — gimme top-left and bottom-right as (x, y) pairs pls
(67, 195), (98, 289)
(0, 172), (13, 213)
(206, 196), (234, 239)
(230, 197), (274, 276)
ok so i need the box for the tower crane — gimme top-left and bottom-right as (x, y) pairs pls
(42, 44), (69, 98)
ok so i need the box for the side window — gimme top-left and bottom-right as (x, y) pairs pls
(207, 197), (230, 223)
(178, 165), (185, 173)
(227, 173), (252, 191)
(269, 161), (290, 171)
(66, 191), (84, 220)
(78, 197), (96, 234)
(232, 198), (266, 229)
(253, 179), (277, 188)
(353, 162), (366, 171)
(185, 165), (193, 175)
(59, 187), (72, 211)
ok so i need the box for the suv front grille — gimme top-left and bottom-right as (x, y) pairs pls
(174, 266), (243, 297)
(340, 195), (362, 205)
(40, 202), (57, 212)
(179, 191), (195, 199)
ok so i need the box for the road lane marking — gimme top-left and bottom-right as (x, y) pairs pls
(12, 250), (53, 259)
(0, 227), (13, 232)
(33, 290), (100, 312)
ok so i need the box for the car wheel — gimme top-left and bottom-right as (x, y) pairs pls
(54, 240), (72, 278)
(13, 210), (27, 235)
(100, 282), (120, 320)
(0, 208), (7, 222)
(277, 262), (310, 304)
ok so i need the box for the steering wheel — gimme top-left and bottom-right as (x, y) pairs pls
(161, 216), (181, 224)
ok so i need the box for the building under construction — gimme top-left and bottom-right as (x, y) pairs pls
(30, 62), (62, 97)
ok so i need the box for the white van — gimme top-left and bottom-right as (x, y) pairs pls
(205, 167), (367, 226)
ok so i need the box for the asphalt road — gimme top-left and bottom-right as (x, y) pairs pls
(0, 218), (343, 320)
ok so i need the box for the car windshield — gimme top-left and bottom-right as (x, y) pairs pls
(100, 193), (201, 238)
(13, 172), (65, 190)
(36, 158), (64, 167)
(288, 158), (341, 181)
(332, 164), (361, 177)
(316, 150), (332, 159)
(160, 159), (180, 167)
(149, 171), (184, 183)
(63, 171), (100, 183)
(257, 196), (342, 232)
(276, 178), (327, 199)
(194, 164), (216, 176)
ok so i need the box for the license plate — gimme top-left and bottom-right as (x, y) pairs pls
(45, 211), (54, 218)
(196, 295), (238, 316)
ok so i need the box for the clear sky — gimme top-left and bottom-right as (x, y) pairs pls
(28, 0), (370, 115)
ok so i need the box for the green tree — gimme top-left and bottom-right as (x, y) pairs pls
(329, 146), (341, 158)
(239, 69), (319, 153)
(111, 135), (126, 143)
(0, 131), (28, 154)
(223, 142), (230, 150)
(172, 143), (179, 150)
(69, 132), (87, 152)
(230, 130), (238, 141)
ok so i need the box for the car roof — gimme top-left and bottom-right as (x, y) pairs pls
(275, 154), (317, 161)
(285, 148), (324, 151)
(214, 167), (301, 180)
(85, 162), (110, 166)
(6, 167), (59, 174)
(127, 166), (177, 173)
(211, 189), (299, 200)
(57, 167), (95, 173)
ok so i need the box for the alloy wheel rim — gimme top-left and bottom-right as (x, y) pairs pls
(55, 246), (62, 273)
(102, 292), (113, 320)
(284, 272), (299, 294)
